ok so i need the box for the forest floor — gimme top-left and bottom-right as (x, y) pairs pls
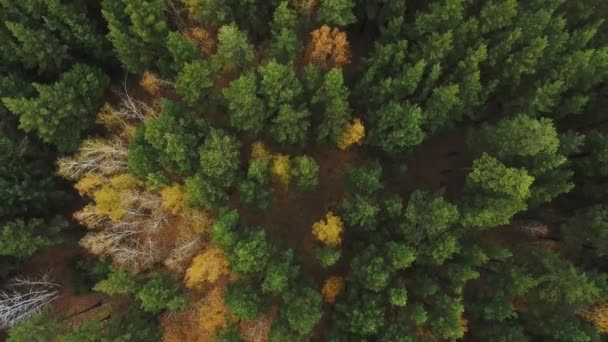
(18, 244), (122, 328)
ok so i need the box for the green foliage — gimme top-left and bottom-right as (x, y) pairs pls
(350, 244), (393, 291)
(102, 0), (169, 73)
(136, 273), (189, 314)
(176, 60), (215, 109)
(290, 156), (319, 192)
(0, 218), (64, 259)
(211, 210), (240, 250)
(342, 195), (380, 232)
(259, 60), (303, 111)
(474, 114), (560, 161)
(185, 174), (228, 209)
(313, 69), (352, 144)
(4, 21), (68, 75)
(386, 242), (416, 270)
(105, 309), (162, 342)
(262, 249), (300, 294)
(269, 316), (300, 341)
(216, 323), (243, 342)
(369, 101), (425, 155)
(402, 190), (459, 242)
(240, 158), (273, 211)
(425, 293), (466, 339)
(198, 128), (241, 187)
(2, 64), (109, 151)
(335, 287), (385, 336)
(283, 287), (323, 335)
(223, 72), (267, 134)
(344, 161), (383, 195)
(0, 1), (108, 75)
(388, 287), (408, 307)
(93, 267), (137, 295)
(225, 282), (262, 320)
(59, 319), (104, 342)
(166, 31), (201, 73)
(317, 0), (356, 26)
(270, 2), (299, 63)
(7, 312), (63, 342)
(230, 230), (272, 274)
(527, 251), (601, 308)
(461, 154), (533, 229)
(314, 246), (341, 267)
(215, 24), (255, 71)
(562, 205), (608, 259)
(270, 105), (311, 146)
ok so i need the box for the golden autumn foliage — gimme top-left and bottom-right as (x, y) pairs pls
(198, 286), (228, 336)
(306, 25), (351, 69)
(322, 276), (345, 303)
(92, 174), (140, 221)
(337, 118), (365, 150)
(185, 247), (231, 290)
(161, 184), (188, 215)
(251, 140), (271, 160)
(186, 26), (216, 55)
(109, 173), (140, 189)
(74, 172), (104, 195)
(579, 302), (608, 333)
(162, 286), (228, 342)
(93, 185), (126, 221)
(312, 212), (344, 246)
(271, 154), (291, 190)
(140, 71), (162, 96)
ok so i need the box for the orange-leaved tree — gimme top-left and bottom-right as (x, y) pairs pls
(306, 25), (351, 69)
(312, 211), (344, 246)
(322, 275), (345, 303)
(140, 71), (162, 96)
(186, 26), (216, 55)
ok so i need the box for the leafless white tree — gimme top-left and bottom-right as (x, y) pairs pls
(0, 274), (60, 329)
(57, 138), (128, 180)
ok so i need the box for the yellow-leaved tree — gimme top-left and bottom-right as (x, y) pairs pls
(251, 140), (271, 160)
(161, 183), (188, 215)
(92, 174), (140, 221)
(337, 118), (365, 150)
(74, 172), (104, 196)
(579, 302), (608, 333)
(312, 212), (344, 246)
(271, 154), (291, 190)
(322, 276), (345, 303)
(184, 247), (231, 290)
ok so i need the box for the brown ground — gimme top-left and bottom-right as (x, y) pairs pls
(16, 244), (121, 327)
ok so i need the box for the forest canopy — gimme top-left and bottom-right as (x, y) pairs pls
(1, 0), (608, 341)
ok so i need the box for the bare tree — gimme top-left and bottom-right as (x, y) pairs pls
(57, 138), (128, 180)
(0, 274), (60, 329)
(514, 220), (551, 238)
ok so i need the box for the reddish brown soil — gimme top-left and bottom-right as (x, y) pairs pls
(394, 125), (474, 199)
(14, 244), (118, 328)
(232, 145), (362, 284)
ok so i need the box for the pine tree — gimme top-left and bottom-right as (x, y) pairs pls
(2, 64), (109, 151)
